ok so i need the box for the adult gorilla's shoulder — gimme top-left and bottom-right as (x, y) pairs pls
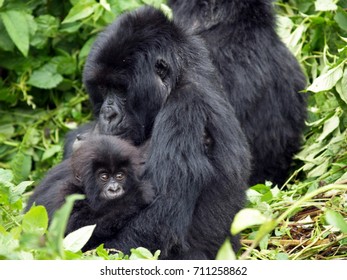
(169, 0), (307, 186)
(79, 6), (251, 259)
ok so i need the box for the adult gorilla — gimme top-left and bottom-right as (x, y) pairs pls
(168, 0), (307, 186)
(66, 7), (251, 259)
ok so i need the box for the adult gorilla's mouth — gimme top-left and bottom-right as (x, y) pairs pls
(98, 121), (141, 145)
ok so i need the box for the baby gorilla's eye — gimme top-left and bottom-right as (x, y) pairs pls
(99, 173), (109, 181)
(115, 172), (125, 181)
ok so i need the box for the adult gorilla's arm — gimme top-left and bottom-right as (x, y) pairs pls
(103, 82), (249, 259)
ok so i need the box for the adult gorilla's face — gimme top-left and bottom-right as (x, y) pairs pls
(83, 8), (181, 145)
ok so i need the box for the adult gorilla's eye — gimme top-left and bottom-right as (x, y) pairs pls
(155, 59), (170, 81)
(99, 173), (109, 181)
(115, 172), (125, 181)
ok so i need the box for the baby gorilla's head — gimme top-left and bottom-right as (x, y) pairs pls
(71, 135), (145, 211)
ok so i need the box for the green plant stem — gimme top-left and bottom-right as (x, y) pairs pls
(239, 184), (347, 260)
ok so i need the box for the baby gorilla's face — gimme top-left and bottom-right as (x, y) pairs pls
(97, 169), (126, 200)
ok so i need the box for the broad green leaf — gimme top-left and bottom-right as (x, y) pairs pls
(129, 247), (160, 260)
(315, 0), (338, 11)
(22, 206), (48, 235)
(100, 0), (111, 11)
(317, 115), (340, 142)
(277, 16), (294, 42)
(285, 24), (306, 50)
(307, 159), (329, 177)
(307, 64), (343, 92)
(336, 69), (347, 104)
(63, 225), (96, 253)
(0, 124), (15, 139)
(10, 152), (32, 184)
(298, 2), (313, 13)
(335, 7), (347, 30)
(62, 3), (97, 23)
(47, 194), (84, 257)
(0, 10), (30, 56)
(42, 145), (62, 161)
(0, 0), (4, 8)
(118, 0), (142, 11)
(27, 63), (63, 89)
(0, 20), (14, 52)
(231, 208), (269, 235)
(10, 180), (33, 203)
(215, 239), (236, 260)
(325, 210), (347, 233)
(0, 168), (13, 184)
(79, 37), (96, 60)
(0, 234), (19, 256)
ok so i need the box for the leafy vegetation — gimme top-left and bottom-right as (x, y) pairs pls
(0, 0), (346, 260)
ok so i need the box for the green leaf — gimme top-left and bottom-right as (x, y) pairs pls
(63, 225), (96, 253)
(215, 239), (236, 260)
(0, 124), (15, 140)
(231, 208), (269, 235)
(9, 180), (33, 203)
(307, 63), (344, 92)
(307, 159), (329, 177)
(285, 23), (306, 50)
(0, 10), (30, 56)
(0, 20), (14, 52)
(129, 247), (160, 260)
(62, 3), (97, 24)
(47, 194), (84, 258)
(317, 114), (340, 142)
(336, 69), (347, 104)
(0, 233), (19, 257)
(22, 205), (49, 235)
(27, 63), (63, 89)
(42, 145), (62, 161)
(325, 210), (347, 233)
(315, 0), (338, 11)
(100, 0), (111, 11)
(335, 7), (347, 30)
(118, 0), (142, 11)
(10, 152), (32, 184)
(0, 168), (13, 185)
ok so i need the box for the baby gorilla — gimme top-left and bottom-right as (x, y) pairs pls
(26, 135), (153, 250)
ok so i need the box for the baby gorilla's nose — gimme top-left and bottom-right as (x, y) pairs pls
(106, 183), (124, 199)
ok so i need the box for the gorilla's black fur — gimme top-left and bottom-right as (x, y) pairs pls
(168, 0), (307, 185)
(26, 135), (152, 250)
(65, 7), (251, 259)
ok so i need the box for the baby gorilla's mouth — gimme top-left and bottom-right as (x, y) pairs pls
(102, 184), (125, 200)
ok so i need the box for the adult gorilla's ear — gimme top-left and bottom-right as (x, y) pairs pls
(155, 59), (170, 82)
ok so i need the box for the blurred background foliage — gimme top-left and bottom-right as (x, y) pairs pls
(0, 0), (346, 259)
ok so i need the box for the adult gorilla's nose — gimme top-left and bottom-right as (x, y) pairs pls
(103, 106), (118, 123)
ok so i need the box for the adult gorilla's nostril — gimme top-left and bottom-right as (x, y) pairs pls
(106, 111), (118, 123)
(102, 106), (117, 123)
